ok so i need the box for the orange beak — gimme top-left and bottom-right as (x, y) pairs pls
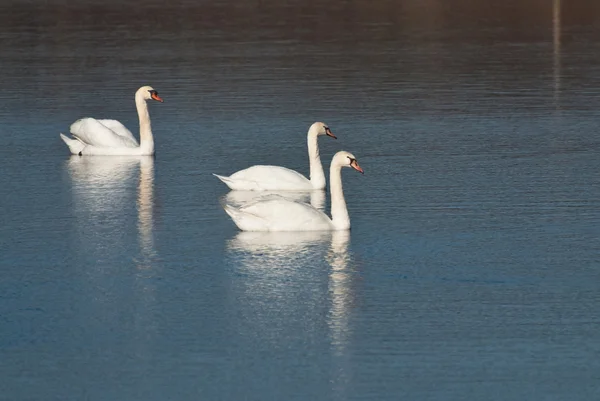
(325, 127), (337, 139)
(151, 92), (164, 102)
(350, 159), (364, 174)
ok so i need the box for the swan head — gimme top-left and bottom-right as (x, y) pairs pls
(309, 122), (337, 139)
(334, 151), (364, 174)
(136, 85), (164, 103)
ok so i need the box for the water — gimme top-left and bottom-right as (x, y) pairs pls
(1, 0), (600, 399)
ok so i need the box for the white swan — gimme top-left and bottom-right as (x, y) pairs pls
(213, 122), (337, 191)
(223, 151), (363, 231)
(59, 85), (163, 156)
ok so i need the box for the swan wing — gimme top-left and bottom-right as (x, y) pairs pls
(96, 119), (138, 143)
(70, 118), (139, 148)
(224, 198), (333, 231)
(219, 165), (312, 191)
(221, 190), (312, 208)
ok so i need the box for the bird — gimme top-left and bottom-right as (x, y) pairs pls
(222, 151), (363, 231)
(59, 85), (163, 156)
(213, 122), (337, 191)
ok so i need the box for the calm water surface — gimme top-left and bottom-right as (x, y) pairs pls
(1, 0), (600, 400)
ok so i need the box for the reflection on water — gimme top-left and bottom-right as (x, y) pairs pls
(5, 0), (600, 399)
(228, 230), (331, 268)
(326, 230), (355, 400)
(65, 155), (159, 384)
(67, 156), (141, 198)
(67, 156), (157, 269)
(326, 230), (354, 355)
(221, 189), (326, 211)
(136, 157), (156, 268)
(227, 230), (333, 350)
(227, 229), (357, 398)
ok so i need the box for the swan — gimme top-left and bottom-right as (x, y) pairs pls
(223, 151), (364, 231)
(213, 122), (337, 191)
(59, 85), (163, 156)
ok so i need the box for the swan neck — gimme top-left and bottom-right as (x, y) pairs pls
(308, 131), (325, 189)
(136, 94), (154, 154)
(329, 164), (350, 230)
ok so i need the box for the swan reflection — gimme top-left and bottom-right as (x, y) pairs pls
(228, 230), (331, 270)
(66, 156), (158, 365)
(221, 189), (326, 211)
(67, 156), (141, 197)
(67, 156), (156, 268)
(226, 230), (331, 348)
(326, 230), (354, 355)
(227, 229), (356, 366)
(136, 157), (157, 267)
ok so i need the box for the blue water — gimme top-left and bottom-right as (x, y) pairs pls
(2, 0), (600, 400)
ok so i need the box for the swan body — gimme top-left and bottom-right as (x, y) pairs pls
(213, 122), (336, 191)
(223, 151), (363, 231)
(60, 85), (163, 156)
(221, 189), (326, 211)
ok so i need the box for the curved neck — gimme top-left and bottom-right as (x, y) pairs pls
(329, 164), (350, 230)
(135, 94), (154, 154)
(307, 132), (325, 189)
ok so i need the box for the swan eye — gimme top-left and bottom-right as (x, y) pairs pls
(347, 156), (356, 164)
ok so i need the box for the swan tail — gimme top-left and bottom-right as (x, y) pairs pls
(213, 173), (236, 189)
(223, 204), (244, 229)
(60, 133), (85, 155)
(223, 204), (266, 231)
(213, 173), (260, 191)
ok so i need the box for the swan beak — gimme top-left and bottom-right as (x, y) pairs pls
(325, 128), (337, 139)
(151, 93), (164, 103)
(350, 160), (364, 174)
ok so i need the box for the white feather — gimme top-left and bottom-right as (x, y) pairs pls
(59, 85), (163, 156)
(222, 151), (363, 232)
